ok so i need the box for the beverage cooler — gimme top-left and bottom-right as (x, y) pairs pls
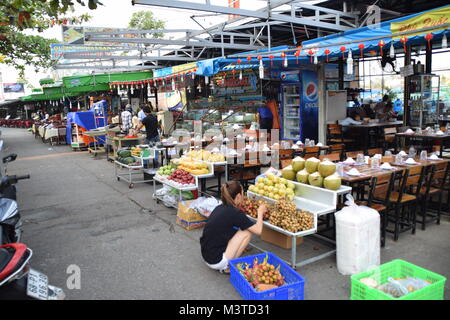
(280, 70), (319, 142)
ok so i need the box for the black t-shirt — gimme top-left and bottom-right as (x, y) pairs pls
(142, 114), (158, 139)
(200, 204), (255, 264)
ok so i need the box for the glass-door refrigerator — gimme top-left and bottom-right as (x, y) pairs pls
(280, 83), (301, 141)
(280, 70), (319, 142)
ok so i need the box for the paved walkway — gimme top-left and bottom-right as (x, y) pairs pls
(2, 128), (449, 299)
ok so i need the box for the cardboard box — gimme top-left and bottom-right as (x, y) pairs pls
(260, 226), (303, 249)
(176, 200), (208, 230)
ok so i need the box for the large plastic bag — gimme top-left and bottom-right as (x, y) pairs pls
(378, 277), (431, 298)
(186, 197), (221, 217)
(335, 194), (380, 275)
(155, 185), (172, 197)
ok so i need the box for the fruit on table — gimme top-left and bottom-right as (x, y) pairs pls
(168, 169), (195, 185)
(177, 158), (210, 175)
(157, 164), (176, 176)
(131, 147), (143, 157)
(323, 173), (342, 190)
(236, 254), (285, 288)
(281, 158), (342, 191)
(117, 149), (131, 158)
(268, 198), (314, 233)
(119, 156), (135, 165)
(296, 169), (309, 184)
(281, 165), (296, 181)
(291, 156), (305, 172)
(248, 174), (295, 201)
(308, 172), (324, 187)
(305, 157), (320, 173)
(239, 197), (271, 220)
(187, 150), (225, 162)
(318, 160), (336, 177)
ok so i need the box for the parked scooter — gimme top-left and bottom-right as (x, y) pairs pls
(0, 243), (65, 300)
(0, 175), (30, 244)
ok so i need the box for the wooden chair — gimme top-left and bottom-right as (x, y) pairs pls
(418, 162), (450, 230)
(386, 166), (425, 241)
(345, 150), (364, 159)
(278, 149), (294, 168)
(359, 172), (394, 247)
(229, 152), (261, 189)
(381, 127), (397, 150)
(280, 159), (292, 169)
(367, 148), (383, 156)
(327, 124), (355, 145)
(329, 143), (345, 160)
(303, 146), (320, 159)
(319, 152), (341, 162)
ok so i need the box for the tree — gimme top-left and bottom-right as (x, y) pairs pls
(128, 11), (165, 38)
(0, 0), (101, 75)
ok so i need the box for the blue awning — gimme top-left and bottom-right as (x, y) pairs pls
(302, 4), (450, 58)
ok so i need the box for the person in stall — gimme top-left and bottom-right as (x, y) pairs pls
(120, 104), (133, 134)
(132, 106), (159, 144)
(377, 102), (397, 121)
(374, 95), (390, 119)
(200, 181), (266, 274)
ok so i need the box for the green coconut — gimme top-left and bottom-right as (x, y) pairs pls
(296, 169), (309, 184)
(308, 172), (324, 187)
(318, 160), (337, 177)
(323, 173), (342, 191)
(305, 157), (320, 174)
(291, 156), (306, 172)
(281, 165), (296, 181)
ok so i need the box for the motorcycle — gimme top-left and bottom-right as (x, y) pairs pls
(0, 174), (30, 244)
(0, 243), (65, 300)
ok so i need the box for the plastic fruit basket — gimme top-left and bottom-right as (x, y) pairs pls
(229, 253), (305, 300)
(351, 259), (446, 300)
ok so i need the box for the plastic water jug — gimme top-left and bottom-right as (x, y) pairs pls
(335, 195), (380, 275)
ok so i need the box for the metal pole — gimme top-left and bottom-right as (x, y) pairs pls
(404, 44), (411, 127)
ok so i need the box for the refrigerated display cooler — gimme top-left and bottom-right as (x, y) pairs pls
(280, 70), (319, 142)
(407, 74), (440, 128)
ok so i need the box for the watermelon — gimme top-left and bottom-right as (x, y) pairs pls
(122, 157), (135, 164)
(118, 149), (131, 158)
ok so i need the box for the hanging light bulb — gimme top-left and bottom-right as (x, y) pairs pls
(258, 56), (264, 79)
(181, 73), (184, 82)
(191, 72), (195, 80)
(442, 34), (448, 49)
(187, 86), (192, 93)
(389, 43), (395, 58)
(347, 50), (353, 75)
(205, 76), (209, 84)
(130, 85), (134, 94)
(147, 85), (151, 96)
(281, 52), (288, 67)
(197, 84), (202, 93)
(313, 54), (318, 65)
(239, 69), (243, 81)
(209, 81), (215, 90)
(171, 78), (175, 91)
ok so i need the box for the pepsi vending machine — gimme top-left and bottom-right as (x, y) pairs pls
(280, 70), (319, 142)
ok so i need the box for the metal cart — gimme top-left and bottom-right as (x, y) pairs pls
(114, 150), (155, 188)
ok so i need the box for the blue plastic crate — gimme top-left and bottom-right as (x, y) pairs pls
(229, 252), (305, 300)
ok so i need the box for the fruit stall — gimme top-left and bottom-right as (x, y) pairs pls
(243, 171), (351, 268)
(114, 146), (155, 188)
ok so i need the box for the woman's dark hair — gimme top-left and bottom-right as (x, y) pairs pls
(221, 181), (243, 207)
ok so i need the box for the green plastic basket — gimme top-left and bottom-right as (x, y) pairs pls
(351, 259), (446, 300)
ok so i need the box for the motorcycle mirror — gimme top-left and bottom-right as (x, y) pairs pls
(2, 154), (17, 164)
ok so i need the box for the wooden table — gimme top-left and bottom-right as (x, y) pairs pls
(395, 132), (450, 157)
(340, 164), (404, 184)
(341, 121), (404, 150)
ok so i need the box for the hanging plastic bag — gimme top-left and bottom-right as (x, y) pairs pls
(187, 197), (221, 217)
(155, 185), (173, 197)
(335, 194), (380, 275)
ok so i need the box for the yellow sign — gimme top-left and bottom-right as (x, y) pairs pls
(172, 62), (197, 74)
(391, 6), (450, 38)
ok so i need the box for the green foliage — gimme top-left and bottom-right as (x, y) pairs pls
(128, 10), (165, 38)
(384, 88), (397, 102)
(0, 0), (100, 75)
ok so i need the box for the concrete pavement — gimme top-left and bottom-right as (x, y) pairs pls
(2, 128), (449, 300)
